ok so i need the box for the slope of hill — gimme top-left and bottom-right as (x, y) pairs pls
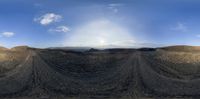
(0, 46), (8, 51)
(159, 45), (200, 52)
(11, 46), (30, 51)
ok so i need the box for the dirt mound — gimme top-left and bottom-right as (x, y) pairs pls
(0, 46), (8, 51)
(11, 46), (30, 51)
(0, 48), (29, 74)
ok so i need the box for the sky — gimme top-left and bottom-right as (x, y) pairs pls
(0, 0), (200, 48)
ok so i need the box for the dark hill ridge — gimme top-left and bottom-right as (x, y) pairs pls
(0, 45), (199, 98)
(48, 46), (91, 52)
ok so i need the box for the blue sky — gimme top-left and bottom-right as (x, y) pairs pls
(0, 0), (200, 48)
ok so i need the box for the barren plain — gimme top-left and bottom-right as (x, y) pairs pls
(0, 46), (199, 99)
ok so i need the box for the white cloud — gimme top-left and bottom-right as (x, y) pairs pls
(171, 22), (187, 32)
(49, 26), (70, 33)
(34, 13), (62, 25)
(108, 3), (124, 13)
(108, 3), (124, 7)
(34, 3), (42, 7)
(1, 32), (15, 37)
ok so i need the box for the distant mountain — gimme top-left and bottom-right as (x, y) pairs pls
(47, 43), (160, 52)
(95, 43), (165, 49)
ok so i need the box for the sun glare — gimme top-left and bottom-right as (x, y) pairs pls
(64, 19), (135, 47)
(100, 39), (106, 45)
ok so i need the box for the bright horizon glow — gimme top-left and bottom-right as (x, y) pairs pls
(63, 19), (135, 47)
(100, 39), (106, 46)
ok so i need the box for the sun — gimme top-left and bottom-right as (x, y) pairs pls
(99, 39), (106, 45)
(64, 19), (135, 47)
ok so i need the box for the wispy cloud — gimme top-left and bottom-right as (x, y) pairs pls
(108, 3), (124, 13)
(0, 32), (15, 37)
(171, 22), (187, 32)
(34, 13), (62, 25)
(34, 3), (43, 7)
(49, 26), (70, 33)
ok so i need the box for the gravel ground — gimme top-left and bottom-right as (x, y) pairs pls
(0, 48), (199, 98)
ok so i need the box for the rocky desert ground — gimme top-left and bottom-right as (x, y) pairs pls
(0, 46), (199, 99)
